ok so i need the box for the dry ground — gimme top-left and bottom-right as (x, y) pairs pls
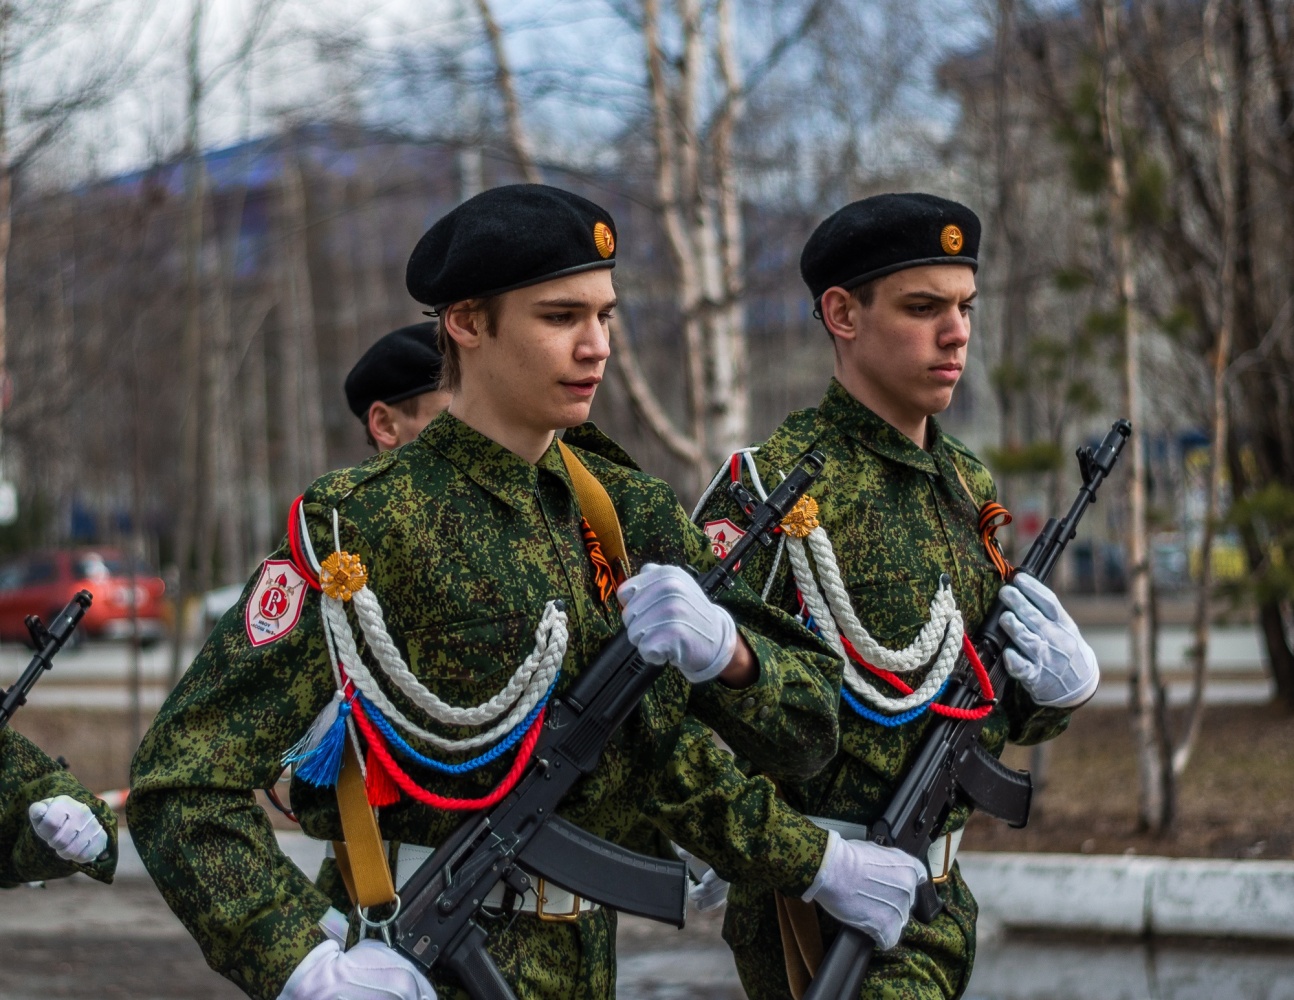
(961, 704), (1294, 859)
(12, 703), (1294, 857)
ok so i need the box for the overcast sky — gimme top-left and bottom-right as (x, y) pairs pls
(15, 0), (1059, 187)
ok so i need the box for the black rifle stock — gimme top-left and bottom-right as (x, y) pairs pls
(0, 590), (94, 732)
(391, 452), (827, 1000)
(804, 419), (1131, 1000)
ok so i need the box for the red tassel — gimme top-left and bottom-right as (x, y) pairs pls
(365, 748), (401, 807)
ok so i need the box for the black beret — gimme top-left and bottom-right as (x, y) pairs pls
(800, 193), (981, 307)
(406, 184), (617, 311)
(344, 322), (445, 420)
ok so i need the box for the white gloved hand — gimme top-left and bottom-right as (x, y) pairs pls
(689, 865), (731, 911)
(618, 563), (738, 683)
(802, 830), (927, 951)
(675, 847), (730, 911)
(998, 572), (1100, 708)
(28, 795), (109, 863)
(278, 940), (437, 1000)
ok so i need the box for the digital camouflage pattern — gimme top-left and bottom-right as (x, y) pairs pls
(696, 379), (1074, 1000)
(129, 412), (838, 1000)
(1, 727), (118, 887)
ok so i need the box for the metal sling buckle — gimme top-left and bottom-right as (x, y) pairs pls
(534, 878), (582, 922)
(932, 833), (954, 885)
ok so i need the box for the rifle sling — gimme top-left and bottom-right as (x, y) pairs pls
(775, 891), (824, 1000)
(334, 739), (397, 909)
(332, 439), (629, 913)
(557, 439), (632, 579)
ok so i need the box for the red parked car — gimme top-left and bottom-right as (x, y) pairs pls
(0, 548), (168, 645)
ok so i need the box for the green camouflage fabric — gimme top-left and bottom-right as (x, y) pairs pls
(1, 727), (118, 887)
(696, 379), (1074, 1000)
(129, 413), (838, 1000)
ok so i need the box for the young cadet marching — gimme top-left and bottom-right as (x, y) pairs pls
(125, 184), (911, 1000)
(2, 727), (116, 887)
(694, 193), (1101, 999)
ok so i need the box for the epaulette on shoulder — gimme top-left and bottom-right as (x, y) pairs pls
(754, 407), (821, 474)
(562, 422), (642, 472)
(302, 449), (399, 507)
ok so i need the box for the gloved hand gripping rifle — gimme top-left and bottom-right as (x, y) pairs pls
(390, 452), (826, 1000)
(804, 419), (1131, 1000)
(1, 591), (93, 731)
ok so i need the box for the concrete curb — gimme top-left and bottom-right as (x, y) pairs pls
(112, 834), (1294, 942)
(959, 851), (1294, 941)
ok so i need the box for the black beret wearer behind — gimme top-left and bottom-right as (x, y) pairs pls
(800, 193), (981, 310)
(406, 184), (618, 311)
(344, 322), (445, 420)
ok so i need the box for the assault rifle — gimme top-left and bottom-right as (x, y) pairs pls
(1, 591), (93, 732)
(804, 419), (1131, 1000)
(390, 451), (827, 1000)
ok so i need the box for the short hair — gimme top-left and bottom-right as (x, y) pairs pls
(818, 279), (878, 340)
(436, 296), (504, 391)
(365, 396), (426, 449)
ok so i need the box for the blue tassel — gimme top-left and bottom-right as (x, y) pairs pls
(284, 692), (351, 787)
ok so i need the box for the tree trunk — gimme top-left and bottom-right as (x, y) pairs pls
(277, 150), (327, 493)
(170, 0), (208, 685)
(1096, 0), (1170, 833)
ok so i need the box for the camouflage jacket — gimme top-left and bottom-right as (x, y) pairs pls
(128, 414), (838, 1000)
(696, 379), (1072, 831)
(1, 727), (118, 887)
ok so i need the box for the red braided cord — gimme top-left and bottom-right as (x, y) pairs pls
(351, 697), (545, 811)
(286, 496), (322, 591)
(832, 606), (995, 720)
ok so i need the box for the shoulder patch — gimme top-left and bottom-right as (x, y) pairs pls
(704, 518), (746, 560)
(246, 560), (309, 646)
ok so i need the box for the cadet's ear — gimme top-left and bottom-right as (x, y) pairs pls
(441, 301), (486, 353)
(367, 402), (400, 452)
(820, 287), (859, 343)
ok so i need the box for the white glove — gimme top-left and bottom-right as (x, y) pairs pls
(802, 830), (927, 951)
(618, 563), (738, 683)
(675, 847), (730, 911)
(998, 572), (1100, 708)
(689, 866), (730, 911)
(28, 795), (109, 863)
(319, 906), (351, 945)
(278, 940), (437, 1000)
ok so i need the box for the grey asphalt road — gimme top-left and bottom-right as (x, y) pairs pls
(4, 877), (1294, 1000)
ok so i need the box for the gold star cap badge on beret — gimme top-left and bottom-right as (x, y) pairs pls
(800, 192), (981, 306)
(406, 184), (618, 311)
(594, 221), (615, 259)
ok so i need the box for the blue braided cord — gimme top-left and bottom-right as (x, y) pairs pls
(802, 609), (951, 727)
(358, 681), (557, 775)
(840, 677), (951, 728)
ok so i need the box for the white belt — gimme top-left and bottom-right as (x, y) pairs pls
(390, 843), (599, 921)
(808, 817), (963, 884)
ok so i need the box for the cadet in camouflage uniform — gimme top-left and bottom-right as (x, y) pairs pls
(129, 185), (852, 1000)
(1, 727), (117, 887)
(695, 194), (1100, 999)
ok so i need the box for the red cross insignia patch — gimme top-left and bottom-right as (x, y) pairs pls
(245, 559), (308, 647)
(704, 518), (746, 560)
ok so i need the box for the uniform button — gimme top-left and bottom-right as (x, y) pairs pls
(757, 705), (771, 720)
(741, 696), (756, 710)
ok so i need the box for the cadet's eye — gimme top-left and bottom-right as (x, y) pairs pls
(546, 312), (573, 324)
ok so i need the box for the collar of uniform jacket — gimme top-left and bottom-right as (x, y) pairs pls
(817, 377), (947, 476)
(418, 410), (576, 513)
